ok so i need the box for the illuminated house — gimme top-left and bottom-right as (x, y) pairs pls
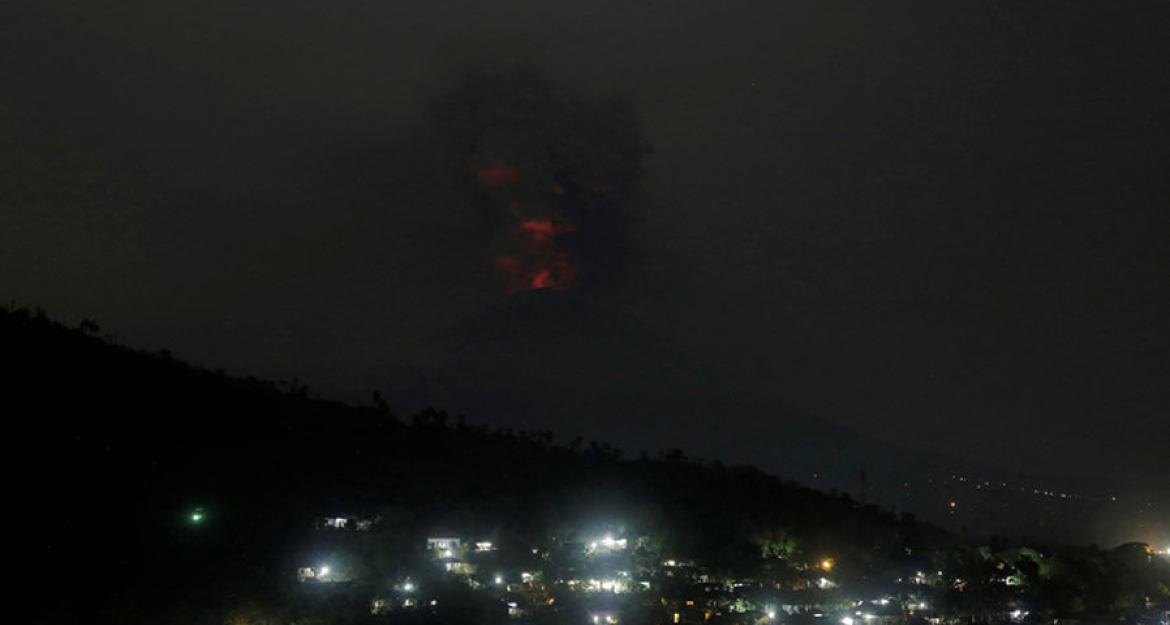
(445, 561), (477, 575)
(475, 540), (497, 552)
(427, 534), (463, 558)
(317, 515), (375, 531)
(585, 535), (628, 555)
(297, 564), (350, 583)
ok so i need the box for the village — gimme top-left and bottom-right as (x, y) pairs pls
(287, 512), (1167, 625)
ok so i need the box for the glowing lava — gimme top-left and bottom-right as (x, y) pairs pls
(494, 218), (577, 292)
(478, 161), (578, 293)
(492, 218), (577, 293)
(531, 269), (554, 289)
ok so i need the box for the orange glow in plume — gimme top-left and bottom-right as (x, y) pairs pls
(475, 161), (521, 188)
(478, 162), (578, 293)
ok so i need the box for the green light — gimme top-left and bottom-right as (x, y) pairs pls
(189, 507), (205, 523)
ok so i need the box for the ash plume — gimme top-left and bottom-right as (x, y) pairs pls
(429, 71), (650, 294)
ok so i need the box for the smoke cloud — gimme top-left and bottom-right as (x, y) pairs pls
(429, 71), (650, 294)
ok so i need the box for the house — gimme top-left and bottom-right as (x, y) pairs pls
(444, 561), (477, 575)
(585, 535), (628, 555)
(428, 535), (463, 556)
(475, 540), (497, 552)
(297, 564), (350, 583)
(317, 515), (376, 531)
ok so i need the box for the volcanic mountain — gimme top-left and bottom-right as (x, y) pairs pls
(391, 292), (950, 504)
(386, 290), (1139, 543)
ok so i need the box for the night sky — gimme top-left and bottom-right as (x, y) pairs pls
(3, 1), (1168, 538)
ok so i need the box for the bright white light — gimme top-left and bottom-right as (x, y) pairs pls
(402, 582), (414, 592)
(841, 618), (854, 625)
(521, 571), (534, 583)
(587, 535), (627, 553)
(767, 610), (777, 619)
(494, 575), (504, 585)
(319, 565), (331, 576)
(443, 549), (454, 558)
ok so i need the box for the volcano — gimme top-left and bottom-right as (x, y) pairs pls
(384, 292), (1124, 541)
(389, 290), (969, 511)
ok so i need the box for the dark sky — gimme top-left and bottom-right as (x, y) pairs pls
(3, 0), (1168, 530)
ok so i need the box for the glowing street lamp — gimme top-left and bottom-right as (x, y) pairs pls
(189, 507), (206, 524)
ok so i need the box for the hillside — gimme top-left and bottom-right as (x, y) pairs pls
(389, 290), (1126, 545)
(7, 305), (954, 623)
(7, 306), (1166, 625)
